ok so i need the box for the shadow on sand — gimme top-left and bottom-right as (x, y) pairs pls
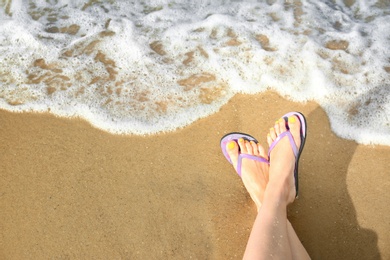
(289, 107), (380, 259)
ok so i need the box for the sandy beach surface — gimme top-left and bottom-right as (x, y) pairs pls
(1, 91), (389, 259)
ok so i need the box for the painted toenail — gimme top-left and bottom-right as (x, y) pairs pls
(227, 141), (235, 150)
(288, 116), (296, 123)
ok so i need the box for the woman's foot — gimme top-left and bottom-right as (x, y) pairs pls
(266, 115), (302, 204)
(226, 138), (269, 211)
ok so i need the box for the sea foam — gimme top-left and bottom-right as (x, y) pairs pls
(0, 0), (389, 145)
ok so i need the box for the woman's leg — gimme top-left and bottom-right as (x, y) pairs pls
(268, 116), (310, 260)
(242, 116), (310, 260)
(225, 138), (309, 258)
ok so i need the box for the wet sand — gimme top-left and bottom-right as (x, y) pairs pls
(1, 91), (389, 259)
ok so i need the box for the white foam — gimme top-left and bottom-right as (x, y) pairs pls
(0, 0), (389, 145)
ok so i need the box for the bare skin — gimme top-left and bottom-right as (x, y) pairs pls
(226, 115), (310, 260)
(225, 138), (269, 211)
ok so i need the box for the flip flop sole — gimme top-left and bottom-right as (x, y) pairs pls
(281, 111), (307, 197)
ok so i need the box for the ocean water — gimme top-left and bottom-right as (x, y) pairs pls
(0, 0), (389, 145)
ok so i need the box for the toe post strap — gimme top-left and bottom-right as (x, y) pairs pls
(237, 154), (270, 177)
(268, 130), (298, 159)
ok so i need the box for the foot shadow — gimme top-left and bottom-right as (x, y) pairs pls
(289, 107), (380, 259)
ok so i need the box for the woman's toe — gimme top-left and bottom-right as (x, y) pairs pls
(238, 138), (247, 153)
(226, 140), (240, 170)
(278, 117), (288, 133)
(257, 143), (267, 160)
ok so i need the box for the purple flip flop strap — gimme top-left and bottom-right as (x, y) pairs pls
(237, 154), (269, 177)
(268, 131), (298, 159)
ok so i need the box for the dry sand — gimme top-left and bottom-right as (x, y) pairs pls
(1, 92), (389, 259)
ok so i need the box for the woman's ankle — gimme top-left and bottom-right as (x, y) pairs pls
(264, 178), (294, 205)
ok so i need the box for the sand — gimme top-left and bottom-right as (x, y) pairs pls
(0, 91), (389, 259)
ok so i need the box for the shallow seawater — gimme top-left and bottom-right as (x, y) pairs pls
(0, 0), (389, 145)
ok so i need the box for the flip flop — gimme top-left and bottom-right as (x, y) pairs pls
(220, 132), (269, 177)
(268, 112), (307, 197)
